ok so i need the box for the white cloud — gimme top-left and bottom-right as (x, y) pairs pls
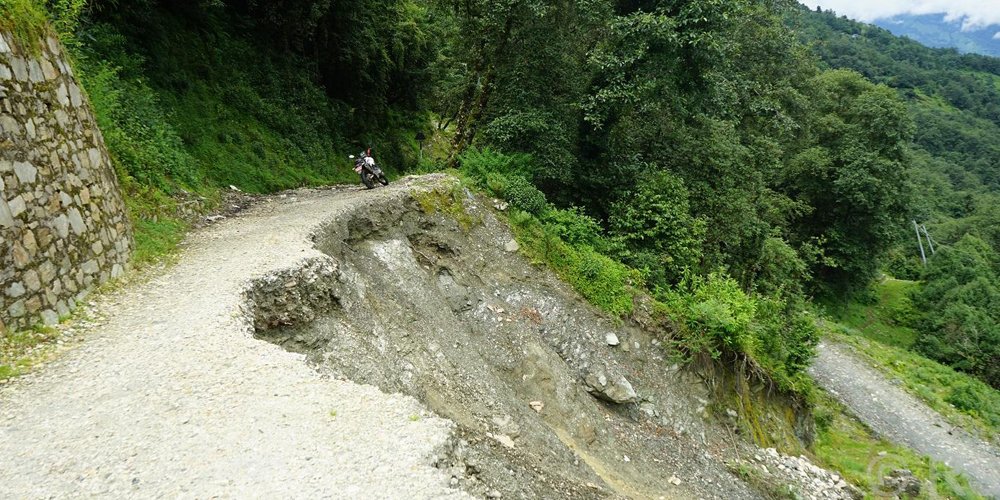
(804, 1), (1000, 31)
(994, 31), (1000, 39)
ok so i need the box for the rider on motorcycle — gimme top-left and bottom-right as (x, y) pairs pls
(350, 147), (388, 189)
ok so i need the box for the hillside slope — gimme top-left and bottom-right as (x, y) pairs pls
(0, 175), (857, 499)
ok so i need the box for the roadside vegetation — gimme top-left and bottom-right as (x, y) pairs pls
(811, 391), (983, 499)
(0, 325), (59, 382)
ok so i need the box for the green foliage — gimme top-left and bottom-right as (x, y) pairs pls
(659, 273), (819, 394)
(497, 175), (547, 216)
(458, 147), (534, 183)
(74, 28), (199, 191)
(608, 170), (705, 288)
(509, 210), (639, 318)
(0, 0), (49, 50)
(131, 216), (187, 267)
(825, 278), (920, 349)
(781, 69), (913, 296)
(749, 236), (810, 298)
(458, 148), (549, 215)
(539, 207), (605, 249)
(914, 234), (1000, 389)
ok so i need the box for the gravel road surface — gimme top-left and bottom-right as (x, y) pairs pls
(0, 179), (467, 499)
(810, 340), (1000, 498)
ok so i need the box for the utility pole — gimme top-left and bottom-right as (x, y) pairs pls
(914, 220), (927, 266)
(416, 132), (426, 164)
(921, 225), (936, 255)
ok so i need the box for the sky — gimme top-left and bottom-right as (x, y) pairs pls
(803, 1), (1000, 30)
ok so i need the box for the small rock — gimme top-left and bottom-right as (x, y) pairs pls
(583, 369), (639, 404)
(486, 433), (515, 449)
(882, 469), (920, 497)
(40, 310), (59, 326)
(605, 332), (620, 346)
(529, 401), (544, 413)
(668, 476), (682, 486)
(504, 239), (520, 253)
(205, 215), (226, 223)
(623, 455), (630, 462)
(486, 490), (502, 499)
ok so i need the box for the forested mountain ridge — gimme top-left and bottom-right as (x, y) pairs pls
(875, 14), (1000, 58)
(790, 5), (1000, 392)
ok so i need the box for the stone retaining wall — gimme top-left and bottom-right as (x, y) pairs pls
(0, 30), (133, 333)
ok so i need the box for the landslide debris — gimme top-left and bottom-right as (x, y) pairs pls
(245, 176), (848, 499)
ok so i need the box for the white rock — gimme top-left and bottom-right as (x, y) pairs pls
(0, 32), (10, 53)
(504, 239), (520, 252)
(605, 332), (620, 346)
(0, 197), (13, 227)
(486, 432), (515, 449)
(27, 60), (44, 82)
(0, 114), (21, 135)
(8, 196), (26, 218)
(13, 161), (37, 184)
(52, 214), (70, 238)
(41, 310), (59, 326)
(67, 208), (86, 235)
(9, 57), (27, 81)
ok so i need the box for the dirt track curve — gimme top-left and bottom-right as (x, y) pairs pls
(810, 340), (1000, 498)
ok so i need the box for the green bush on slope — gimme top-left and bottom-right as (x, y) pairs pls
(459, 148), (819, 396)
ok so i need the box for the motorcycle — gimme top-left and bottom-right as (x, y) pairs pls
(350, 152), (389, 189)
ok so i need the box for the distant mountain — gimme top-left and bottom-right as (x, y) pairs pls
(874, 14), (1000, 58)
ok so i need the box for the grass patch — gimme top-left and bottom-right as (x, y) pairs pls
(412, 179), (478, 231)
(810, 390), (983, 499)
(131, 216), (188, 267)
(0, 0), (49, 51)
(0, 324), (59, 382)
(508, 209), (640, 318)
(826, 324), (1000, 444)
(824, 277), (919, 349)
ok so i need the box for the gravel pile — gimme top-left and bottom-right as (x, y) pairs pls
(750, 448), (863, 500)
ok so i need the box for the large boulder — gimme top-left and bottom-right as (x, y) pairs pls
(583, 368), (638, 404)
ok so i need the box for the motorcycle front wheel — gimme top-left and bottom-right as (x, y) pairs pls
(361, 172), (375, 189)
(378, 174), (389, 186)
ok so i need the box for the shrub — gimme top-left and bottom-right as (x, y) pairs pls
(502, 175), (548, 215)
(609, 170), (705, 288)
(509, 210), (639, 317)
(541, 207), (606, 249)
(659, 272), (819, 393)
(458, 147), (535, 182)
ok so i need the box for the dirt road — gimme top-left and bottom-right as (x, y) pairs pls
(0, 179), (467, 498)
(810, 340), (1000, 498)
